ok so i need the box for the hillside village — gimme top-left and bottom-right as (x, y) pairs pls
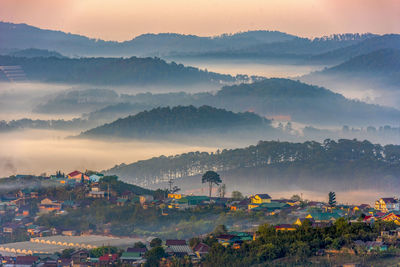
(1, 171), (400, 265)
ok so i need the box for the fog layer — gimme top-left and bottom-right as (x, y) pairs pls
(0, 129), (215, 177)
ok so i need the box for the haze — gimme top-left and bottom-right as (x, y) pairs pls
(1, 0), (399, 41)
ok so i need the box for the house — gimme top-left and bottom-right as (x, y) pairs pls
(120, 252), (142, 263)
(306, 212), (342, 222)
(229, 199), (250, 211)
(215, 234), (237, 246)
(3, 223), (20, 234)
(250, 194), (271, 204)
(307, 201), (326, 209)
(87, 187), (105, 198)
(89, 174), (103, 183)
(294, 218), (314, 226)
(228, 231), (254, 242)
(179, 196), (209, 206)
(121, 191), (134, 200)
(67, 171), (89, 182)
(71, 250), (89, 264)
(375, 198), (400, 212)
(62, 230), (77, 236)
(249, 201), (289, 212)
(99, 254), (119, 264)
(57, 258), (73, 267)
(39, 198), (62, 213)
(381, 212), (400, 224)
(168, 193), (183, 199)
(15, 256), (39, 266)
(126, 247), (147, 257)
(193, 242), (210, 258)
(165, 240), (194, 257)
(353, 204), (371, 213)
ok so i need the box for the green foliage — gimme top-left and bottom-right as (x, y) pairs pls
(133, 242), (147, 249)
(150, 238), (162, 248)
(203, 220), (397, 266)
(213, 224), (228, 236)
(60, 248), (76, 259)
(231, 191), (244, 201)
(145, 246), (166, 267)
(0, 55), (234, 86)
(89, 246), (118, 258)
(202, 171), (222, 198)
(99, 175), (153, 196)
(82, 105), (269, 139)
(107, 139), (400, 192)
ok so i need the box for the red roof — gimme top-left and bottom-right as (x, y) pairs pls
(166, 239), (187, 246)
(375, 212), (386, 217)
(99, 254), (119, 262)
(363, 215), (373, 221)
(68, 171), (82, 177)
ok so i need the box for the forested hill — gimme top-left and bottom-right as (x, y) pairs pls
(105, 139), (400, 192)
(79, 105), (272, 139)
(0, 21), (296, 57)
(209, 79), (400, 125)
(309, 34), (400, 63)
(0, 55), (234, 86)
(70, 78), (400, 126)
(6, 48), (65, 58)
(311, 49), (400, 75)
(176, 34), (377, 60)
(301, 49), (400, 91)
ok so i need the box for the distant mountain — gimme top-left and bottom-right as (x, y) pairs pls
(104, 139), (400, 193)
(321, 48), (400, 74)
(6, 48), (65, 58)
(207, 79), (400, 125)
(309, 34), (400, 64)
(82, 102), (154, 122)
(70, 78), (400, 126)
(0, 55), (235, 86)
(0, 21), (296, 57)
(301, 49), (400, 93)
(34, 88), (120, 114)
(175, 33), (377, 60)
(79, 105), (274, 139)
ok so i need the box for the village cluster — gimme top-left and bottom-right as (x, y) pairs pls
(1, 170), (400, 266)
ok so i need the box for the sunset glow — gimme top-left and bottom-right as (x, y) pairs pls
(1, 0), (399, 41)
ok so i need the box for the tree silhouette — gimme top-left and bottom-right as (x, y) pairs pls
(202, 171), (222, 198)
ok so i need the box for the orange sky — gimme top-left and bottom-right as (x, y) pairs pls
(1, 0), (399, 41)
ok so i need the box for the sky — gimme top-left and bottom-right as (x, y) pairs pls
(0, 0), (399, 41)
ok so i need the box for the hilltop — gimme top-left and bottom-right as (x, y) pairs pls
(309, 34), (400, 64)
(104, 139), (400, 193)
(301, 49), (400, 106)
(79, 105), (273, 139)
(0, 21), (296, 57)
(65, 78), (400, 126)
(0, 55), (234, 86)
